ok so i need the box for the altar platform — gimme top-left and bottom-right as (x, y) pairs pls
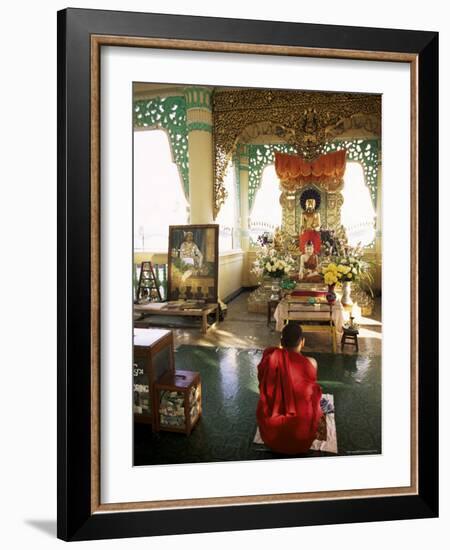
(272, 286), (345, 352)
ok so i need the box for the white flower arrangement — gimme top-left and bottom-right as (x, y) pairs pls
(252, 245), (296, 279)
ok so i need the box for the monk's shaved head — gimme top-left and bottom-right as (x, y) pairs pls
(281, 322), (303, 349)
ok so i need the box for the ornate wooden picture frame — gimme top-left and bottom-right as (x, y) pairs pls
(57, 8), (438, 541)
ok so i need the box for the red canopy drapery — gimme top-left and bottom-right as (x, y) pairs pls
(275, 150), (346, 191)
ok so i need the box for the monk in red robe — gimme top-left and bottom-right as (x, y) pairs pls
(256, 323), (323, 454)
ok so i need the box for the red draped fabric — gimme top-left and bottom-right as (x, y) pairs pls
(290, 290), (328, 297)
(274, 150), (346, 190)
(256, 347), (323, 454)
(299, 229), (321, 253)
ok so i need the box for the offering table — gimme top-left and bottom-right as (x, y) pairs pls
(274, 295), (345, 353)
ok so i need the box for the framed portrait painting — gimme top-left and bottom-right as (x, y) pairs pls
(57, 8), (438, 542)
(167, 224), (219, 303)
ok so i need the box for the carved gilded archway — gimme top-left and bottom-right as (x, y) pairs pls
(212, 88), (381, 217)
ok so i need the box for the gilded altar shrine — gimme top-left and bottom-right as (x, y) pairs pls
(248, 148), (374, 315)
(275, 149), (348, 259)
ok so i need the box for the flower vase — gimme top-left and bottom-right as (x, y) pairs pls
(269, 276), (282, 300)
(263, 274), (281, 287)
(270, 277), (281, 300)
(326, 284), (336, 304)
(341, 281), (353, 309)
(262, 275), (281, 300)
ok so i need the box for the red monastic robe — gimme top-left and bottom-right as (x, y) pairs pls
(256, 347), (323, 454)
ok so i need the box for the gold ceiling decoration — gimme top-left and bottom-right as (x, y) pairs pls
(238, 121), (296, 144)
(212, 88), (381, 218)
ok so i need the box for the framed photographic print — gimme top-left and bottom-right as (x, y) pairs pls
(57, 7), (438, 542)
(167, 224), (219, 303)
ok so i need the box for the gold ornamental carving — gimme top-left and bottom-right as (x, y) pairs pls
(326, 192), (344, 229)
(212, 88), (381, 217)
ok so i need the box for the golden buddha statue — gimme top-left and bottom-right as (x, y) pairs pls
(299, 240), (322, 283)
(299, 198), (321, 253)
(301, 198), (321, 231)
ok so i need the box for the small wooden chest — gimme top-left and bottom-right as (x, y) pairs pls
(154, 370), (202, 435)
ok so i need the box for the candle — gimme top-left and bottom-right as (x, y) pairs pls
(352, 304), (362, 322)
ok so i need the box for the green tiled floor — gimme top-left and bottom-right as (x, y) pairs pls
(134, 345), (381, 465)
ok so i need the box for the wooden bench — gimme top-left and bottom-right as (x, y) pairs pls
(134, 302), (219, 334)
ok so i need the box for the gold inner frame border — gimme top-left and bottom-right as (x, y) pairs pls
(90, 34), (418, 514)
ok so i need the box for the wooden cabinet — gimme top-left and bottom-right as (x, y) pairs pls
(133, 328), (174, 427)
(155, 370), (202, 435)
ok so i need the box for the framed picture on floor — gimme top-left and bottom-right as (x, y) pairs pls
(167, 224), (219, 303)
(57, 8), (438, 542)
